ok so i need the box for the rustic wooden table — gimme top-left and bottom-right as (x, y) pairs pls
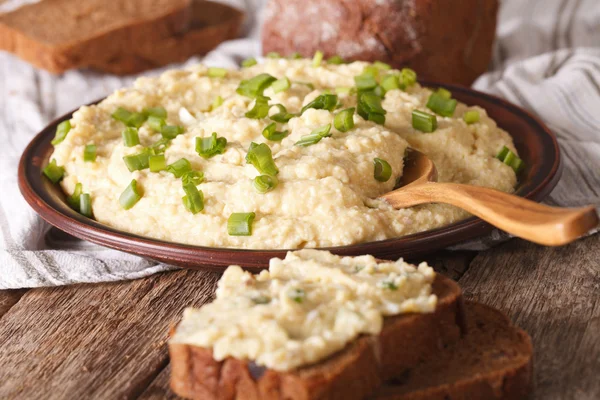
(0, 234), (598, 400)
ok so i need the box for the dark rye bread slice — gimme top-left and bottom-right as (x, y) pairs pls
(374, 302), (533, 400)
(169, 275), (464, 400)
(0, 0), (191, 74)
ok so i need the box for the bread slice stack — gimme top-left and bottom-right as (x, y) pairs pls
(0, 0), (243, 75)
(169, 258), (533, 400)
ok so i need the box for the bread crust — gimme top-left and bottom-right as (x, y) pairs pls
(169, 275), (464, 400)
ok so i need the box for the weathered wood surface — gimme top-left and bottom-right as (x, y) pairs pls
(0, 235), (598, 399)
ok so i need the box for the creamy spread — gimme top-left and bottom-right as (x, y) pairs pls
(50, 59), (518, 248)
(170, 249), (437, 371)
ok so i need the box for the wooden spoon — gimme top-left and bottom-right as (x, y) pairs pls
(379, 150), (599, 246)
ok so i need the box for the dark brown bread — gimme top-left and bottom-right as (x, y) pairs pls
(169, 275), (465, 400)
(261, 0), (499, 86)
(375, 302), (533, 400)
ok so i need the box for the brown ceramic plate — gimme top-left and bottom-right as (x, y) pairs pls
(18, 83), (561, 271)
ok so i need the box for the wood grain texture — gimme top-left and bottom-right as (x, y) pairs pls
(0, 269), (219, 400)
(459, 233), (600, 400)
(0, 289), (27, 318)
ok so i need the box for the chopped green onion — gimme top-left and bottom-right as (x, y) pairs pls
(161, 125), (185, 140)
(122, 127), (140, 147)
(242, 57), (257, 68)
(79, 193), (93, 218)
(166, 158), (192, 178)
(266, 52), (280, 59)
(119, 179), (143, 210)
(246, 142), (279, 175)
(112, 107), (146, 128)
(357, 92), (386, 124)
(300, 94), (338, 114)
(196, 132), (227, 159)
(368, 113), (386, 125)
(496, 146), (524, 174)
(237, 73), (277, 98)
(83, 144), (97, 162)
(335, 87), (353, 95)
(289, 52), (303, 59)
(312, 50), (324, 67)
(271, 77), (291, 94)
(374, 158), (392, 182)
(207, 67), (227, 78)
(42, 159), (65, 184)
(373, 61), (391, 70)
(67, 183), (83, 210)
(401, 68), (417, 87)
(253, 175), (278, 194)
(380, 280), (398, 290)
(412, 110), (437, 133)
(147, 115), (166, 132)
(123, 150), (151, 172)
(182, 171), (204, 186)
(426, 92), (457, 117)
(436, 88), (452, 99)
(463, 110), (480, 124)
(327, 55), (345, 64)
(51, 120), (71, 145)
(363, 65), (380, 79)
(150, 138), (171, 154)
(334, 108), (355, 132)
(149, 154), (167, 172)
(211, 96), (224, 110)
(227, 212), (256, 236)
(354, 73), (378, 91)
(144, 107), (167, 119)
(381, 74), (401, 93)
(245, 96), (271, 119)
(269, 104), (297, 123)
(295, 124), (332, 147)
(182, 183), (204, 214)
(288, 288), (305, 303)
(262, 122), (290, 141)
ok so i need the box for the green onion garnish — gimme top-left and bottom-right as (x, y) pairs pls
(381, 74), (401, 93)
(266, 52), (280, 59)
(150, 138), (171, 154)
(312, 50), (324, 67)
(119, 179), (143, 210)
(147, 115), (166, 132)
(237, 73), (277, 98)
(463, 110), (480, 124)
(357, 92), (386, 124)
(196, 132), (227, 159)
(327, 55), (345, 64)
(381, 280), (398, 290)
(211, 96), (224, 111)
(436, 88), (452, 99)
(271, 77), (291, 94)
(288, 288), (305, 303)
(79, 193), (93, 218)
(289, 52), (303, 59)
(246, 142), (279, 175)
(144, 107), (167, 119)
(496, 146), (524, 174)
(300, 94), (338, 114)
(122, 127), (140, 147)
(182, 183), (204, 214)
(182, 171), (204, 186)
(42, 159), (65, 184)
(262, 122), (290, 141)
(354, 73), (378, 91)
(166, 158), (192, 178)
(227, 212), (256, 236)
(149, 154), (166, 172)
(83, 144), (97, 162)
(245, 96), (271, 119)
(51, 120), (71, 145)
(334, 108), (355, 132)
(335, 87), (353, 95)
(207, 67), (227, 78)
(67, 182), (83, 210)
(295, 124), (332, 147)
(253, 175), (278, 193)
(374, 158), (392, 182)
(368, 113), (386, 125)
(373, 61), (391, 70)
(242, 57), (257, 68)
(161, 125), (184, 140)
(426, 92), (457, 117)
(123, 151), (151, 172)
(269, 104), (297, 123)
(401, 68), (417, 87)
(412, 110), (437, 133)
(112, 107), (146, 128)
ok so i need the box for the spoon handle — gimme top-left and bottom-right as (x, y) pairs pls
(381, 182), (598, 246)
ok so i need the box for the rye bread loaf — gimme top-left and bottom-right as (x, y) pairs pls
(169, 275), (464, 400)
(0, 0), (241, 75)
(375, 302), (533, 400)
(261, 0), (499, 86)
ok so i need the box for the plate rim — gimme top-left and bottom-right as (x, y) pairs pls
(18, 81), (562, 270)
